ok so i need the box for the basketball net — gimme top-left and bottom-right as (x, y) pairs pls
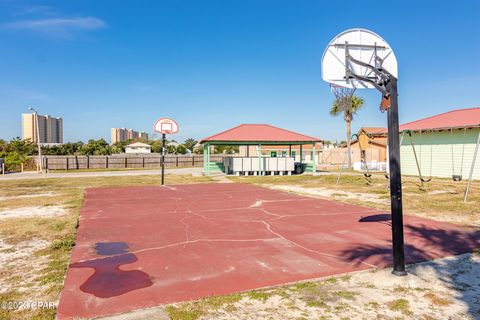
(329, 83), (356, 112)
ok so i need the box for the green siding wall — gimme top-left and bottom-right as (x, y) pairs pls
(400, 128), (480, 180)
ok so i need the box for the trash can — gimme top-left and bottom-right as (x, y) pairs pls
(294, 162), (305, 174)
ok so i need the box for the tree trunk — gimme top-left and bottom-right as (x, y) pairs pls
(346, 118), (352, 168)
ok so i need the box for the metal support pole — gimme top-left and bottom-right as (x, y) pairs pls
(34, 112), (43, 173)
(161, 133), (166, 185)
(464, 129), (480, 202)
(386, 76), (407, 276)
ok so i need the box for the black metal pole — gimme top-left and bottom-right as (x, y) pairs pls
(386, 76), (407, 276)
(161, 133), (166, 186)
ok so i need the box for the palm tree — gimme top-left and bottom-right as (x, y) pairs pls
(330, 95), (365, 168)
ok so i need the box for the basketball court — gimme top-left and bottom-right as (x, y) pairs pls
(57, 183), (480, 319)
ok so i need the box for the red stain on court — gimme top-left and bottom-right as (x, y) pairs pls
(57, 183), (480, 319)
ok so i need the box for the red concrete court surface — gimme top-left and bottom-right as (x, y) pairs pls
(58, 183), (480, 319)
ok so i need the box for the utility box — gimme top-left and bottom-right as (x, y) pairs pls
(265, 157), (278, 172)
(251, 157), (261, 172)
(242, 158), (252, 172)
(231, 157), (244, 174)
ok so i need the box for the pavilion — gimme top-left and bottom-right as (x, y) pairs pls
(199, 124), (322, 175)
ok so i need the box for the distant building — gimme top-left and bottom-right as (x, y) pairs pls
(111, 128), (149, 144)
(22, 113), (63, 144)
(125, 142), (151, 154)
(350, 127), (388, 162)
(399, 107), (480, 180)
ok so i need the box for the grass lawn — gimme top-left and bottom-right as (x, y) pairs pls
(0, 174), (212, 320)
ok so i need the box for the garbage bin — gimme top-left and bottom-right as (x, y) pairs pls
(294, 162), (305, 174)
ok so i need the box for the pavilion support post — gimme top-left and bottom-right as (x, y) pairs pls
(312, 143), (316, 173)
(202, 144), (205, 174)
(300, 145), (303, 163)
(257, 145), (263, 176)
(289, 145), (292, 158)
(204, 143), (211, 175)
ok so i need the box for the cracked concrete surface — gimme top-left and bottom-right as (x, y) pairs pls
(57, 183), (480, 320)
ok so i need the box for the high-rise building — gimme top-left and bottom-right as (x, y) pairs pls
(111, 128), (148, 144)
(111, 128), (128, 144)
(22, 113), (63, 144)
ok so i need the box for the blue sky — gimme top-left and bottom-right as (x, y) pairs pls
(0, 0), (479, 143)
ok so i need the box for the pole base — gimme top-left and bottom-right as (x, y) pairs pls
(391, 269), (407, 277)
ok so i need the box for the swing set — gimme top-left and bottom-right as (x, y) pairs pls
(402, 127), (480, 201)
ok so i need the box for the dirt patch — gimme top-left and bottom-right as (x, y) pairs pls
(0, 206), (66, 219)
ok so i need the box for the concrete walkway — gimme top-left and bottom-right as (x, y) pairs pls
(0, 167), (203, 180)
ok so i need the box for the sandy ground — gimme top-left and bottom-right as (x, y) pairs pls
(184, 253), (480, 320)
(0, 238), (50, 295)
(265, 184), (388, 205)
(0, 205), (66, 219)
(0, 192), (56, 201)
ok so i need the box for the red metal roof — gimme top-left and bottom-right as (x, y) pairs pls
(359, 127), (387, 135)
(400, 107), (480, 131)
(200, 124), (321, 143)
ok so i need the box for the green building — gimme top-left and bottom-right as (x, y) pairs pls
(399, 108), (480, 180)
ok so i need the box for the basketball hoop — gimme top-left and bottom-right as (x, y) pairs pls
(329, 83), (356, 112)
(153, 118), (179, 134)
(380, 95), (391, 113)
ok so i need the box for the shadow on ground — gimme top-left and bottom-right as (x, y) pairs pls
(343, 216), (480, 318)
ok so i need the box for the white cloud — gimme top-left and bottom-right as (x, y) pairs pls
(3, 17), (105, 39)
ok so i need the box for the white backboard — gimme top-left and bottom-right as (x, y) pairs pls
(153, 118), (179, 134)
(322, 28), (398, 89)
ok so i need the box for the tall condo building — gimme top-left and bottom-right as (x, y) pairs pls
(111, 128), (149, 144)
(22, 113), (63, 144)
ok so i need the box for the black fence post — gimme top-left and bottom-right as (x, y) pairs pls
(106, 157), (109, 169)
(66, 157), (69, 170)
(142, 157), (145, 168)
(87, 155), (90, 169)
(176, 156), (179, 167)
